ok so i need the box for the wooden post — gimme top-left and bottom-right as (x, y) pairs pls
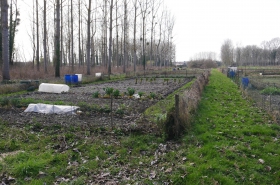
(110, 95), (113, 129)
(175, 94), (179, 138)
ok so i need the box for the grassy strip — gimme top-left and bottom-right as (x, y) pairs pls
(143, 79), (195, 123)
(171, 69), (280, 184)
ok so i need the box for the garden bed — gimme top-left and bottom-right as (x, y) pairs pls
(0, 77), (193, 132)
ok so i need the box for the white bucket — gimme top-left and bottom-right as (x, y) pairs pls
(38, 83), (70, 93)
(75, 74), (82, 82)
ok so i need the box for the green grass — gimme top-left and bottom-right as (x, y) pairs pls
(144, 78), (195, 122)
(170, 69), (280, 184)
(261, 86), (280, 95)
(0, 70), (279, 184)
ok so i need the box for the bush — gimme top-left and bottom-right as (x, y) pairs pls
(113, 89), (120, 98)
(138, 91), (145, 98)
(10, 98), (21, 107)
(0, 97), (9, 107)
(149, 92), (156, 99)
(103, 87), (114, 95)
(92, 91), (99, 98)
(127, 87), (135, 96)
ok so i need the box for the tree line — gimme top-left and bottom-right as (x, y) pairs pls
(221, 38), (280, 67)
(1, 0), (175, 80)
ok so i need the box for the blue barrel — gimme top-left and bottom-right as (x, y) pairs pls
(242, 77), (249, 87)
(71, 75), (78, 84)
(64, 74), (71, 84)
(229, 71), (235, 78)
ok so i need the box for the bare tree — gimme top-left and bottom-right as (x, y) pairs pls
(1, 0), (10, 80)
(9, 0), (20, 65)
(71, 0), (74, 72)
(108, 0), (113, 78)
(139, 0), (150, 71)
(123, 0), (128, 73)
(54, 0), (60, 77)
(36, 0), (40, 71)
(221, 39), (234, 66)
(43, 0), (47, 73)
(86, 0), (91, 75)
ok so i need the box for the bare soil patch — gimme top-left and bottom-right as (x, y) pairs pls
(0, 78), (191, 132)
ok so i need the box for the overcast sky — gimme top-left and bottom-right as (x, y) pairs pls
(164, 0), (280, 61)
(16, 0), (280, 62)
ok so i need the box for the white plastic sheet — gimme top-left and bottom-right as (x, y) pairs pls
(38, 83), (70, 93)
(24, 103), (79, 115)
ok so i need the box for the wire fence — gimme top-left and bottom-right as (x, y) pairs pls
(166, 70), (210, 139)
(221, 67), (280, 124)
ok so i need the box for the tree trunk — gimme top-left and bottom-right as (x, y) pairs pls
(43, 0), (47, 73)
(115, 0), (119, 68)
(123, 0), (127, 73)
(133, 0), (137, 73)
(60, 0), (63, 65)
(86, 0), (91, 75)
(78, 0), (81, 67)
(71, 0), (74, 72)
(1, 0), (10, 80)
(54, 0), (60, 77)
(36, 0), (40, 71)
(108, 0), (113, 79)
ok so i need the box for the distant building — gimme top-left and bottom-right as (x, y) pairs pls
(173, 61), (187, 67)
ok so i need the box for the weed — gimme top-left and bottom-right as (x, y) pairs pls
(0, 97), (9, 107)
(10, 98), (21, 107)
(116, 104), (126, 116)
(261, 87), (280, 95)
(127, 87), (135, 96)
(92, 91), (100, 98)
(103, 87), (114, 95)
(149, 92), (156, 99)
(113, 89), (120, 98)
(138, 91), (145, 98)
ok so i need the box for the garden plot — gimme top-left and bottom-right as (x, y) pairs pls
(0, 78), (191, 131)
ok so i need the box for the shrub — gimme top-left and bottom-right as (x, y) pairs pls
(149, 92), (156, 99)
(138, 91), (145, 98)
(10, 98), (21, 107)
(127, 87), (135, 96)
(92, 91), (99, 98)
(0, 97), (9, 107)
(113, 89), (120, 98)
(103, 87), (114, 95)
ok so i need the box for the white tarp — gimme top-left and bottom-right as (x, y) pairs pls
(24, 103), (79, 115)
(38, 83), (70, 93)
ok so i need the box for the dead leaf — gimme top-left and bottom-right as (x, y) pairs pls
(149, 171), (156, 179)
(165, 168), (172, 173)
(258, 159), (265, 164)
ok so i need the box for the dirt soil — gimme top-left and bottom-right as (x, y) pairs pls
(0, 78), (191, 132)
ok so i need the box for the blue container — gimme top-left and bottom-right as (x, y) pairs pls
(71, 75), (78, 84)
(242, 77), (249, 87)
(64, 74), (71, 84)
(229, 71), (235, 78)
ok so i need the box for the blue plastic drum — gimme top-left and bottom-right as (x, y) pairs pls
(64, 74), (71, 84)
(71, 75), (78, 84)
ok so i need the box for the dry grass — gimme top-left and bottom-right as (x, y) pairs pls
(179, 70), (210, 126)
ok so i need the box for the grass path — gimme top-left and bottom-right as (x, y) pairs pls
(172, 69), (280, 184)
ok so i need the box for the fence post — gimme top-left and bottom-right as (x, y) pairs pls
(110, 95), (113, 129)
(175, 94), (179, 138)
